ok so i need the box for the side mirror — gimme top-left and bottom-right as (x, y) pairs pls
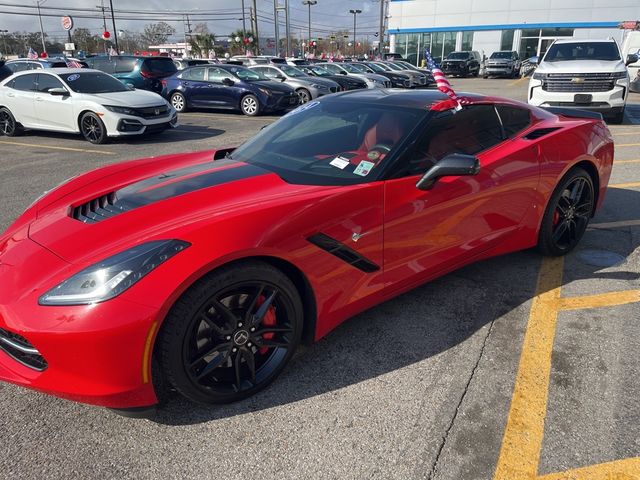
(49, 87), (69, 96)
(416, 153), (480, 190)
(626, 54), (639, 66)
(222, 77), (235, 86)
(275, 74), (286, 81)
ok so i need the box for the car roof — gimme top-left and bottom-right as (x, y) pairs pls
(9, 68), (98, 76)
(552, 38), (616, 44)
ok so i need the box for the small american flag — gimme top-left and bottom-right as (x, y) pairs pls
(27, 47), (38, 59)
(65, 59), (83, 68)
(424, 49), (466, 110)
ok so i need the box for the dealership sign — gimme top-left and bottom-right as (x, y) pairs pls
(61, 16), (74, 31)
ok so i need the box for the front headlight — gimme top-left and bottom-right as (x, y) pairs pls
(310, 83), (327, 89)
(103, 105), (140, 116)
(39, 240), (190, 305)
(258, 87), (272, 96)
(532, 72), (547, 80)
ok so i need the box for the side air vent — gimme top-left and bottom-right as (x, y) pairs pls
(72, 192), (130, 224)
(307, 233), (380, 273)
(523, 127), (561, 140)
(0, 328), (48, 371)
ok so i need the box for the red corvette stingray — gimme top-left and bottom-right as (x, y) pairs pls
(0, 90), (613, 416)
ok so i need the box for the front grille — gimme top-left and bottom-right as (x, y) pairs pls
(385, 81), (391, 88)
(72, 192), (130, 224)
(0, 328), (47, 371)
(329, 86), (338, 93)
(542, 73), (615, 92)
(132, 105), (170, 119)
(404, 80), (411, 88)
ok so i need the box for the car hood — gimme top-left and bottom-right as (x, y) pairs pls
(251, 80), (294, 93)
(442, 59), (468, 63)
(303, 77), (339, 88)
(77, 89), (166, 107)
(27, 152), (326, 264)
(537, 59), (625, 74)
(352, 72), (388, 82)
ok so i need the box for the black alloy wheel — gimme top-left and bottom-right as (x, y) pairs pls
(160, 261), (303, 404)
(80, 112), (107, 144)
(297, 88), (311, 104)
(537, 168), (595, 256)
(0, 107), (21, 137)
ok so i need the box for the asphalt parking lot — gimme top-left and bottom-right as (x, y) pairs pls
(1, 78), (639, 480)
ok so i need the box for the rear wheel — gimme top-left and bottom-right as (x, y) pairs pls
(240, 94), (260, 116)
(297, 88), (312, 104)
(0, 107), (21, 137)
(80, 112), (107, 144)
(170, 92), (187, 113)
(537, 168), (595, 256)
(159, 261), (303, 404)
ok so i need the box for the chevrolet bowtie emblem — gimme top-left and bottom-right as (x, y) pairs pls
(570, 77), (585, 83)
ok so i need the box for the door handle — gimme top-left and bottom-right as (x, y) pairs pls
(36, 96), (44, 102)
(6, 93), (14, 97)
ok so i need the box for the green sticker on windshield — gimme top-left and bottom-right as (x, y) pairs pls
(353, 160), (375, 177)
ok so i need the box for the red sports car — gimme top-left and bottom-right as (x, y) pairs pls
(0, 90), (613, 417)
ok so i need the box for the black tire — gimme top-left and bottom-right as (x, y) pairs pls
(296, 88), (312, 104)
(80, 112), (108, 144)
(170, 92), (187, 113)
(240, 94), (260, 116)
(609, 109), (625, 124)
(537, 168), (595, 256)
(0, 107), (22, 137)
(159, 261), (303, 404)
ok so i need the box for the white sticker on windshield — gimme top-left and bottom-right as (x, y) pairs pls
(285, 100), (319, 117)
(329, 156), (350, 169)
(353, 160), (375, 177)
(66, 74), (80, 81)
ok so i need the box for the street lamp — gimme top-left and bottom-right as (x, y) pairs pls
(349, 9), (361, 57)
(302, 1), (316, 57)
(36, 0), (47, 53)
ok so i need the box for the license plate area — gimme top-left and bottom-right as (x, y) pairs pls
(574, 93), (592, 104)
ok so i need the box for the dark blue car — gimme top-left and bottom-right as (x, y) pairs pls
(161, 64), (299, 116)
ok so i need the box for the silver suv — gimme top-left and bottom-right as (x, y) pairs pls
(484, 51), (521, 78)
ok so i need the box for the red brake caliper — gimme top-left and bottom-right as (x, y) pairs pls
(256, 296), (277, 355)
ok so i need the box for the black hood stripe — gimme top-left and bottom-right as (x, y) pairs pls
(71, 160), (271, 224)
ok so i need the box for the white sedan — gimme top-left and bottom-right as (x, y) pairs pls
(0, 68), (178, 144)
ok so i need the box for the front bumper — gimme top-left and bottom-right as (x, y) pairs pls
(441, 64), (468, 76)
(528, 79), (628, 112)
(0, 231), (160, 409)
(263, 92), (300, 111)
(104, 110), (179, 137)
(485, 64), (515, 76)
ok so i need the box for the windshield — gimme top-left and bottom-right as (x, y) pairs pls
(280, 65), (307, 77)
(446, 52), (470, 60)
(61, 72), (128, 93)
(226, 66), (267, 81)
(543, 42), (621, 62)
(230, 99), (425, 185)
(310, 66), (332, 77)
(490, 52), (513, 59)
(365, 62), (385, 73)
(340, 63), (363, 74)
(383, 62), (403, 71)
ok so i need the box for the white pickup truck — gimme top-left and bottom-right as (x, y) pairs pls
(528, 39), (638, 123)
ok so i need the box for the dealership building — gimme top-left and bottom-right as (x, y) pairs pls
(388, 0), (640, 63)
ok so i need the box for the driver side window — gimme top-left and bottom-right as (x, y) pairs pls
(396, 105), (504, 177)
(206, 67), (229, 83)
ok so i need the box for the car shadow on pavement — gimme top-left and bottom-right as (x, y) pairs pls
(152, 186), (640, 426)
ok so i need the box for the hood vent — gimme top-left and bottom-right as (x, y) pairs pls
(72, 192), (130, 224)
(523, 127), (561, 140)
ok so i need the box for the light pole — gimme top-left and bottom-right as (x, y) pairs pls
(108, 0), (119, 52)
(378, 0), (385, 57)
(241, 0), (247, 35)
(349, 9), (361, 57)
(0, 30), (8, 57)
(36, 0), (47, 53)
(302, 1), (316, 57)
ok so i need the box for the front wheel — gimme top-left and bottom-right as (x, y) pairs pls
(159, 261), (303, 404)
(537, 168), (595, 256)
(609, 109), (625, 124)
(240, 94), (260, 116)
(80, 112), (107, 144)
(0, 107), (22, 137)
(297, 88), (312, 104)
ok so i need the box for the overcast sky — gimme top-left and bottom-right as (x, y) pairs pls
(0, 0), (384, 42)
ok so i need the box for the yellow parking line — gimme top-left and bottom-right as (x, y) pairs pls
(558, 290), (640, 311)
(609, 181), (640, 189)
(494, 256), (564, 480)
(508, 76), (527, 87)
(617, 143), (640, 148)
(0, 140), (115, 155)
(613, 132), (639, 136)
(537, 458), (640, 480)
(589, 219), (640, 229)
(615, 159), (640, 164)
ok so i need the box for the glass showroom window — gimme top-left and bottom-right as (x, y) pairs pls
(461, 31), (474, 51)
(500, 30), (514, 51)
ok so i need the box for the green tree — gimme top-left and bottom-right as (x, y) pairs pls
(189, 33), (216, 58)
(72, 28), (99, 54)
(141, 22), (176, 47)
(228, 29), (257, 56)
